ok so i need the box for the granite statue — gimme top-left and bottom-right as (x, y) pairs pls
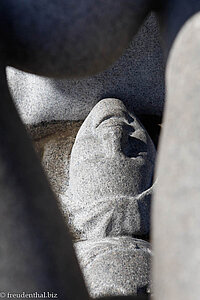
(0, 0), (155, 299)
(0, 0), (199, 300)
(60, 98), (156, 297)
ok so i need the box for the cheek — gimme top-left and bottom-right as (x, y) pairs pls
(71, 135), (102, 163)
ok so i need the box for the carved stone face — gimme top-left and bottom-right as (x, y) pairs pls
(66, 98), (156, 240)
(69, 98), (156, 202)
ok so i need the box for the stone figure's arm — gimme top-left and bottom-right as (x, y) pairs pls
(0, 0), (152, 78)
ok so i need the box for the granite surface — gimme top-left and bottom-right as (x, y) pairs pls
(75, 237), (152, 298)
(26, 99), (155, 298)
(64, 98), (156, 241)
(0, 2), (162, 297)
(153, 11), (200, 300)
(30, 121), (83, 195)
(1, 0), (151, 77)
(2, 0), (200, 299)
(0, 67), (89, 299)
(7, 14), (165, 124)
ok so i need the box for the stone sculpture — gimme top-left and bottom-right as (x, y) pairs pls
(0, 0), (200, 300)
(66, 98), (156, 241)
(60, 98), (156, 297)
(0, 1), (155, 299)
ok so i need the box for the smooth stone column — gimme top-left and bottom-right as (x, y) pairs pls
(153, 12), (200, 300)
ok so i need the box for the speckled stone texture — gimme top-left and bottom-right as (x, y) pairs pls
(7, 13), (165, 124)
(55, 98), (155, 297)
(75, 237), (152, 298)
(0, 67), (89, 299)
(1, 0), (151, 77)
(27, 121), (83, 195)
(64, 98), (156, 241)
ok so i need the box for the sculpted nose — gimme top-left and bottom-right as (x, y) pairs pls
(100, 125), (128, 157)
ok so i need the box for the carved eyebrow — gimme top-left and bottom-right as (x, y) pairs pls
(95, 111), (134, 128)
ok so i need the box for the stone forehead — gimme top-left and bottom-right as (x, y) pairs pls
(83, 98), (129, 123)
(76, 98), (145, 133)
(90, 98), (127, 112)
